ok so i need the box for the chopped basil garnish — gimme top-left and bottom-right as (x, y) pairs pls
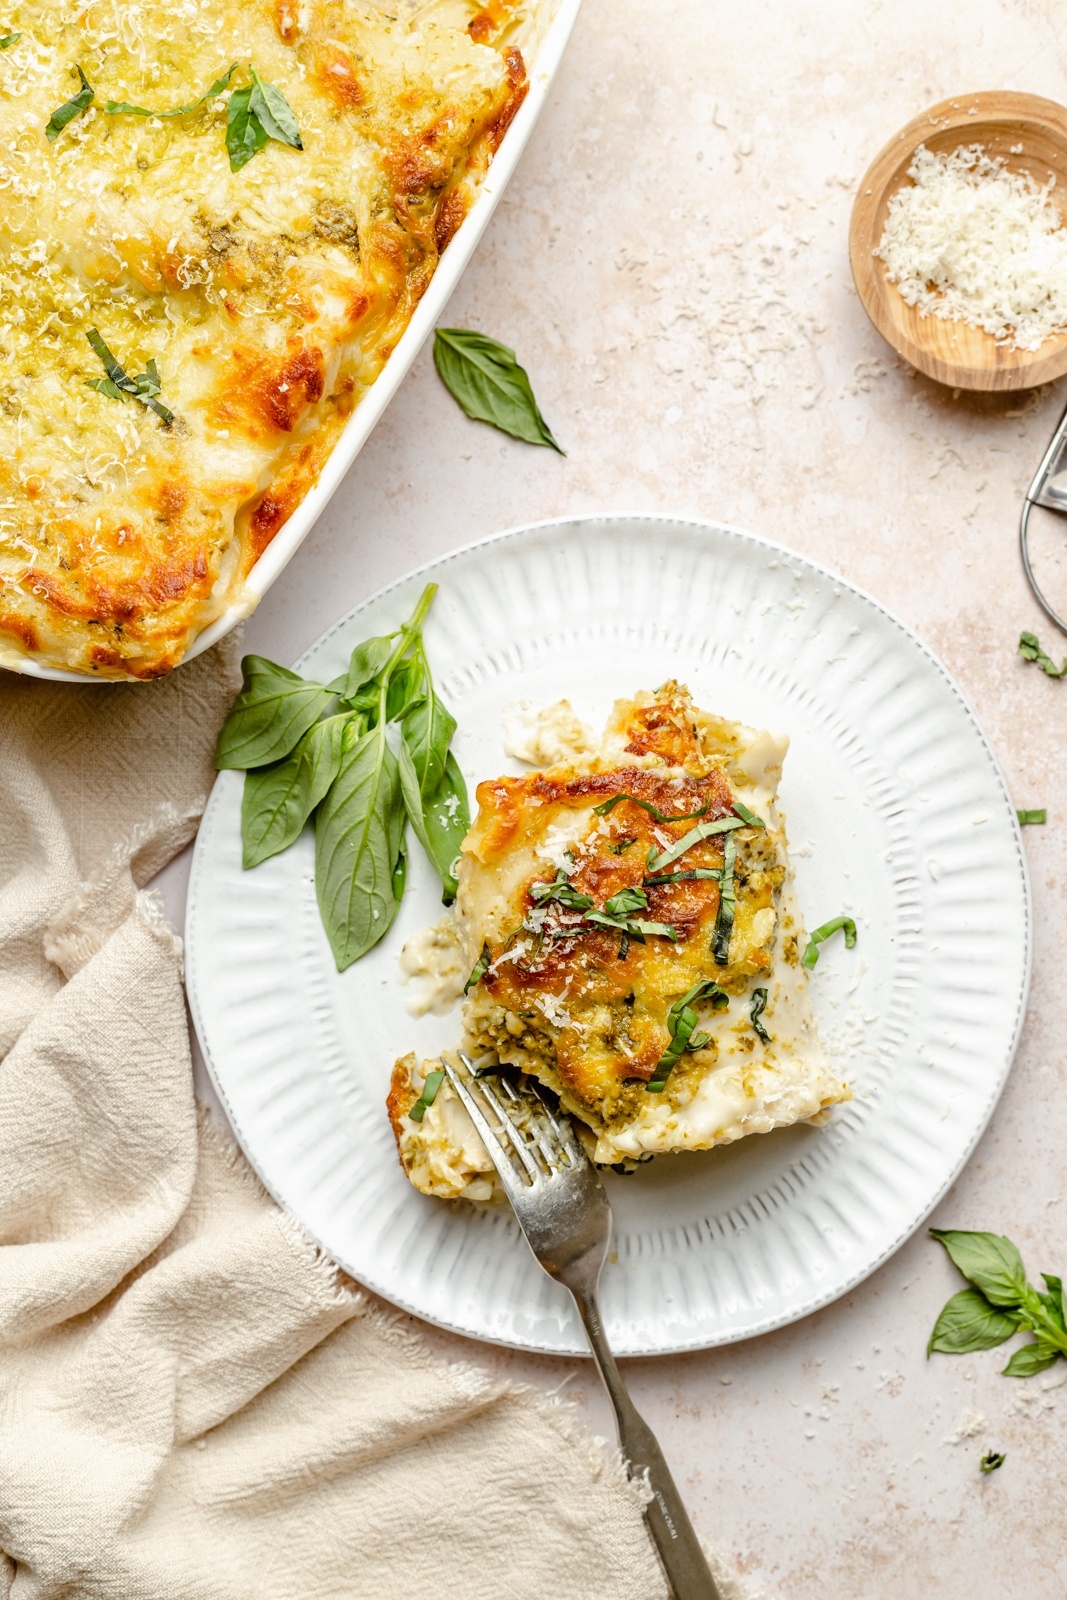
(606, 836), (636, 855)
(646, 813), (749, 875)
(593, 793), (712, 823)
(46, 64), (94, 142)
(750, 986), (770, 1043)
(226, 66), (302, 172)
(582, 884), (679, 957)
(530, 870), (593, 912)
(711, 831), (737, 965)
(408, 1067), (445, 1122)
(464, 942), (491, 994)
(801, 915), (857, 970)
(433, 329), (563, 453)
(647, 979), (729, 1092)
(85, 329), (174, 427)
(643, 867), (722, 887)
(1019, 631), (1067, 678)
(1017, 808), (1046, 825)
(106, 62), (237, 118)
(979, 1451), (1005, 1473)
(0, 31), (21, 48)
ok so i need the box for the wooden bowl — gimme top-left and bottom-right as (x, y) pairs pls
(850, 91), (1067, 391)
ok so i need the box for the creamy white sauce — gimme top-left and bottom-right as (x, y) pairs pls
(398, 913), (466, 1016)
(502, 698), (594, 766)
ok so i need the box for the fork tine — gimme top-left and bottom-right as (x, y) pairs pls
(474, 1075), (544, 1182)
(441, 1059), (539, 1195)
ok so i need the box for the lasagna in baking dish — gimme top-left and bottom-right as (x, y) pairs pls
(0, 1), (537, 678)
(388, 683), (850, 1201)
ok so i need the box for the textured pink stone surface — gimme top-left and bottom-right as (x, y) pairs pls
(160, 1), (1067, 1592)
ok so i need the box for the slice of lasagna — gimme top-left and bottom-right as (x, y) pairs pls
(388, 683), (849, 1199)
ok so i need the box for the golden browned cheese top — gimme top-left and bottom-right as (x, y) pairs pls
(0, 1), (526, 677)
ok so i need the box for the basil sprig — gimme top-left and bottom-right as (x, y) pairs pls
(215, 584), (469, 970)
(433, 329), (563, 453)
(928, 1229), (1067, 1377)
(1017, 808), (1046, 825)
(749, 985), (770, 1043)
(46, 63), (94, 142)
(1019, 630), (1067, 678)
(0, 31), (20, 48)
(106, 63), (237, 118)
(408, 1067), (445, 1123)
(85, 329), (174, 427)
(647, 980), (729, 1093)
(226, 65), (302, 171)
(801, 914), (857, 970)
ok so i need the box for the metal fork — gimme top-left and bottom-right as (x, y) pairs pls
(443, 1055), (722, 1600)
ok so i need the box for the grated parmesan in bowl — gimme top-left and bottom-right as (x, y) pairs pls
(876, 143), (1067, 351)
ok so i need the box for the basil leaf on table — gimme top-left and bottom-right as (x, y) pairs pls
(1002, 1341), (1061, 1377)
(241, 714), (348, 868)
(929, 1229), (1030, 1307)
(433, 328), (564, 453)
(105, 63), (237, 117)
(216, 656), (334, 769)
(46, 63), (94, 142)
(927, 1289), (1021, 1355)
(1019, 631), (1067, 678)
(315, 724), (403, 969)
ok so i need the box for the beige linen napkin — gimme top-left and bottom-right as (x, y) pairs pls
(0, 646), (675, 1600)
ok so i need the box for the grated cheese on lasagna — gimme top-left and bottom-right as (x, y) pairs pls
(0, 0), (541, 677)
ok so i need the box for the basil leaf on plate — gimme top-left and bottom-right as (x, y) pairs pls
(929, 1229), (1030, 1307)
(927, 1288), (1021, 1355)
(241, 714), (347, 868)
(400, 687), (456, 801)
(801, 914), (858, 970)
(315, 723), (403, 969)
(105, 62), (237, 117)
(399, 743), (469, 903)
(1002, 1341), (1061, 1377)
(750, 985), (770, 1043)
(248, 65), (302, 148)
(433, 328), (563, 453)
(226, 83), (268, 170)
(216, 656), (335, 769)
(46, 63), (94, 142)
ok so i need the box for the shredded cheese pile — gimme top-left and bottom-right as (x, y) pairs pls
(876, 143), (1067, 351)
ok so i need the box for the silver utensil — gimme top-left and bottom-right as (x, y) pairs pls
(443, 1054), (722, 1600)
(1021, 397), (1067, 636)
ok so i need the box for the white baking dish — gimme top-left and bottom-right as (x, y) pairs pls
(22, 0), (582, 684)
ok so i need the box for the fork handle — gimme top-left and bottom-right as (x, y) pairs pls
(572, 1289), (722, 1600)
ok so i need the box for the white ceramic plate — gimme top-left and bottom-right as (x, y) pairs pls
(186, 515), (1031, 1356)
(24, 0), (582, 683)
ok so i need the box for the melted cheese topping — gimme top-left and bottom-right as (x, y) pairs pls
(0, 0), (534, 676)
(388, 683), (850, 1198)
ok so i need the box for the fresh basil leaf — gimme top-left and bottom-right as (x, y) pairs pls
(401, 688), (456, 804)
(927, 1288), (1021, 1355)
(391, 843), (407, 903)
(241, 713), (347, 868)
(979, 1450), (1005, 1472)
(732, 800), (766, 828)
(336, 634), (395, 701)
(315, 724), (403, 969)
(604, 886), (648, 917)
(1002, 1341), (1061, 1377)
(1017, 809), (1047, 825)
(433, 328), (563, 453)
(647, 979), (728, 1091)
(750, 985), (770, 1043)
(1019, 631), (1067, 678)
(248, 65), (303, 148)
(643, 867), (722, 887)
(408, 1066), (444, 1122)
(226, 83), (267, 171)
(647, 814), (748, 875)
(930, 1228), (1029, 1308)
(0, 31), (21, 48)
(85, 328), (174, 427)
(419, 753), (470, 903)
(594, 793), (712, 824)
(712, 830), (737, 965)
(1042, 1273), (1065, 1329)
(385, 662), (425, 724)
(46, 63), (94, 142)
(398, 737), (459, 902)
(801, 914), (858, 971)
(105, 62), (237, 117)
(216, 656), (335, 769)
(464, 941), (491, 994)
